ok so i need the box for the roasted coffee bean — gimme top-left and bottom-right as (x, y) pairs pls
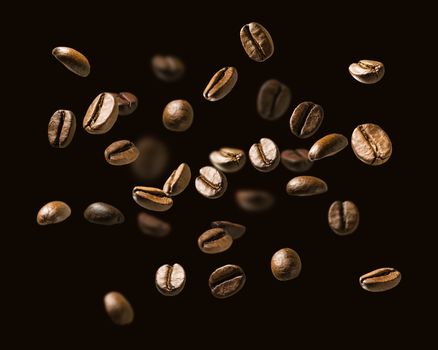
(163, 163), (191, 196)
(211, 221), (246, 240)
(328, 201), (359, 235)
(240, 22), (274, 62)
(209, 264), (246, 299)
(359, 268), (401, 292)
(162, 99), (194, 132)
(249, 138), (280, 172)
(83, 92), (119, 134)
(195, 166), (228, 199)
(132, 187), (173, 211)
(131, 136), (169, 180)
(290, 102), (324, 139)
(286, 176), (328, 196)
(235, 189), (274, 212)
(271, 248), (302, 281)
(308, 133), (348, 161)
(37, 201), (71, 225)
(103, 291), (134, 326)
(104, 140), (139, 166)
(83, 202), (124, 225)
(349, 60), (385, 84)
(155, 263), (186, 296)
(48, 110), (76, 148)
(281, 149), (313, 172)
(137, 212), (171, 238)
(52, 46), (90, 77)
(209, 147), (246, 173)
(257, 79), (291, 120)
(151, 54), (185, 82)
(203, 67), (238, 102)
(116, 92), (138, 116)
(351, 123), (392, 165)
(198, 228), (233, 254)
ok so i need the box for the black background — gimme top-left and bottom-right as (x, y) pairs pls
(10, 2), (432, 348)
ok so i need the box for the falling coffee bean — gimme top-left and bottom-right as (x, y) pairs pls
(48, 110), (76, 148)
(195, 166), (228, 199)
(257, 79), (291, 120)
(240, 22), (274, 62)
(103, 291), (134, 326)
(203, 67), (238, 102)
(52, 46), (90, 77)
(116, 92), (138, 116)
(211, 221), (246, 240)
(131, 136), (169, 180)
(308, 133), (348, 161)
(137, 212), (171, 238)
(286, 176), (328, 196)
(281, 149), (313, 172)
(290, 101), (324, 139)
(37, 201), (71, 225)
(235, 189), (275, 212)
(359, 268), (401, 292)
(83, 92), (119, 134)
(328, 200), (359, 235)
(209, 264), (246, 299)
(162, 99), (194, 132)
(151, 54), (185, 82)
(132, 187), (173, 211)
(249, 138), (280, 172)
(198, 228), (233, 254)
(163, 163), (191, 196)
(104, 140), (139, 166)
(351, 123), (392, 165)
(271, 248), (302, 281)
(209, 147), (246, 173)
(155, 263), (186, 296)
(349, 60), (385, 84)
(83, 202), (124, 226)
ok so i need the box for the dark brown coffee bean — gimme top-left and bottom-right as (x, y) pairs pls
(151, 54), (185, 82)
(209, 264), (246, 299)
(163, 163), (191, 196)
(137, 212), (171, 238)
(52, 46), (90, 77)
(257, 79), (291, 120)
(349, 60), (385, 84)
(359, 268), (401, 292)
(103, 291), (134, 326)
(116, 92), (138, 116)
(271, 248), (302, 281)
(131, 136), (169, 180)
(83, 93), (119, 134)
(162, 99), (194, 132)
(351, 123), (392, 165)
(195, 166), (228, 199)
(286, 176), (328, 196)
(249, 138), (280, 172)
(37, 201), (71, 225)
(83, 202), (124, 226)
(235, 189), (274, 212)
(281, 149), (313, 172)
(198, 228), (233, 254)
(308, 133), (348, 161)
(132, 187), (173, 211)
(48, 110), (76, 148)
(209, 147), (246, 173)
(211, 221), (246, 240)
(203, 67), (238, 102)
(328, 200), (359, 235)
(155, 263), (186, 296)
(290, 102), (324, 139)
(240, 22), (274, 62)
(104, 140), (139, 166)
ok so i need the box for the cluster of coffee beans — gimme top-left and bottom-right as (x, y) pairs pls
(39, 22), (401, 326)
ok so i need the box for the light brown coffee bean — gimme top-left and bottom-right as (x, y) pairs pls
(351, 123), (392, 165)
(137, 212), (171, 238)
(209, 264), (246, 299)
(349, 60), (385, 84)
(37, 201), (71, 225)
(328, 200), (359, 235)
(52, 46), (90, 77)
(163, 163), (191, 196)
(155, 263), (186, 296)
(103, 291), (134, 326)
(359, 268), (401, 292)
(249, 138), (280, 172)
(203, 67), (238, 102)
(281, 149), (313, 172)
(240, 22), (274, 62)
(195, 166), (228, 199)
(290, 102), (324, 138)
(198, 228), (233, 254)
(104, 140), (139, 166)
(162, 99), (194, 132)
(116, 92), (138, 116)
(211, 221), (246, 240)
(83, 93), (119, 134)
(48, 110), (76, 148)
(209, 147), (246, 173)
(286, 176), (328, 196)
(308, 133), (348, 161)
(271, 248), (302, 281)
(132, 187), (173, 211)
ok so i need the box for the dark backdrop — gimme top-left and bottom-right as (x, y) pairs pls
(11, 2), (430, 347)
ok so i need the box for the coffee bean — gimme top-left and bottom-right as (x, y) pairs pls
(132, 187), (173, 211)
(163, 163), (191, 196)
(203, 67), (238, 102)
(235, 189), (274, 212)
(131, 136), (169, 180)
(349, 60), (385, 84)
(209, 264), (246, 299)
(104, 140), (139, 166)
(151, 54), (185, 82)
(249, 138), (280, 172)
(257, 79), (291, 120)
(116, 92), (138, 116)
(359, 268), (401, 292)
(162, 99), (194, 132)
(37, 201), (71, 225)
(271, 248), (302, 281)
(290, 102), (324, 139)
(328, 200), (359, 235)
(281, 149), (313, 172)
(211, 221), (246, 240)
(308, 133), (348, 161)
(198, 228), (233, 254)
(52, 46), (90, 77)
(137, 212), (171, 238)
(83, 93), (119, 134)
(209, 147), (246, 173)
(351, 123), (392, 165)
(103, 291), (134, 326)
(195, 166), (228, 199)
(48, 110), (76, 148)
(155, 263), (186, 296)
(286, 176), (328, 196)
(240, 22), (274, 62)
(83, 202), (124, 225)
